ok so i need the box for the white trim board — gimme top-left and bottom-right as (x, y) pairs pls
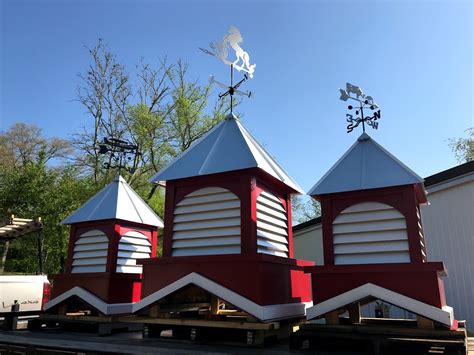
(133, 272), (308, 322)
(306, 283), (454, 327)
(45, 273), (311, 321)
(44, 286), (133, 315)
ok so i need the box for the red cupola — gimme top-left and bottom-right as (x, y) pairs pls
(304, 133), (456, 329)
(135, 113), (313, 322)
(46, 175), (163, 314)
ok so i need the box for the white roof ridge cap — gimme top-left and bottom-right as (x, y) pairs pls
(119, 179), (144, 224)
(237, 121), (303, 193)
(234, 119), (261, 167)
(120, 178), (164, 227)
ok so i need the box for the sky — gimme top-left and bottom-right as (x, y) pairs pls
(0, 0), (472, 193)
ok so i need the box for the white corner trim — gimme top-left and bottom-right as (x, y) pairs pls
(44, 286), (133, 315)
(306, 283), (454, 327)
(133, 272), (306, 321)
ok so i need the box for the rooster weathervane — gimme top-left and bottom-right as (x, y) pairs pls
(200, 26), (255, 114)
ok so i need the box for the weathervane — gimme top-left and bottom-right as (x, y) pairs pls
(98, 137), (140, 174)
(339, 83), (381, 134)
(200, 26), (255, 114)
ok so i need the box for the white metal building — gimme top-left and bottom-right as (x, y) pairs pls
(293, 161), (474, 330)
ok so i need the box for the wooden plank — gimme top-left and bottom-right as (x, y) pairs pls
(174, 208), (240, 223)
(334, 209), (404, 224)
(342, 202), (393, 214)
(299, 323), (466, 339)
(325, 311), (340, 325)
(185, 187), (229, 197)
(149, 304), (160, 318)
(333, 230), (408, 245)
(348, 303), (361, 324)
(257, 195), (286, 213)
(173, 217), (241, 232)
(333, 219), (407, 234)
(40, 314), (115, 323)
(174, 200), (240, 214)
(173, 227), (240, 240)
(210, 296), (219, 315)
(172, 245), (240, 257)
(334, 240), (409, 254)
(117, 315), (275, 330)
(417, 315), (435, 330)
(58, 304), (67, 316)
(176, 192), (238, 207)
(172, 236), (240, 248)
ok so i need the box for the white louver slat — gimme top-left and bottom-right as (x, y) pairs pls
(116, 231), (151, 274)
(256, 191), (289, 257)
(71, 230), (109, 273)
(171, 187), (241, 256)
(333, 202), (410, 265)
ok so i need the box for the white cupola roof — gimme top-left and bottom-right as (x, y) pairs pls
(308, 133), (424, 196)
(150, 114), (303, 193)
(62, 175), (164, 227)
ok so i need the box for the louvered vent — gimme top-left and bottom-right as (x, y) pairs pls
(416, 207), (427, 262)
(333, 202), (410, 265)
(71, 230), (108, 273)
(172, 187), (241, 256)
(116, 231), (151, 274)
(256, 191), (289, 257)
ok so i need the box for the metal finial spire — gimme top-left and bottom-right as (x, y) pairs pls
(339, 83), (381, 134)
(200, 26), (254, 114)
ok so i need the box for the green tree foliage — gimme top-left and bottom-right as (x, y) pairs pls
(0, 149), (96, 274)
(449, 128), (473, 163)
(291, 195), (321, 225)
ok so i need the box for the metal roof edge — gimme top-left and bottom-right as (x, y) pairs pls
(424, 160), (474, 187)
(293, 216), (322, 233)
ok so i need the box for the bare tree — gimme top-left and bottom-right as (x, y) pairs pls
(0, 123), (71, 169)
(72, 39), (131, 185)
(72, 40), (229, 199)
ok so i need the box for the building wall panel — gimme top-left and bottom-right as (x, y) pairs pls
(422, 178), (474, 330)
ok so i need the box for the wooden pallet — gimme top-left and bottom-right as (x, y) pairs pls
(290, 321), (468, 355)
(119, 314), (298, 346)
(28, 313), (143, 336)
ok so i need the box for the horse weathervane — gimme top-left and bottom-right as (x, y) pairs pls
(339, 83), (381, 134)
(200, 26), (255, 114)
